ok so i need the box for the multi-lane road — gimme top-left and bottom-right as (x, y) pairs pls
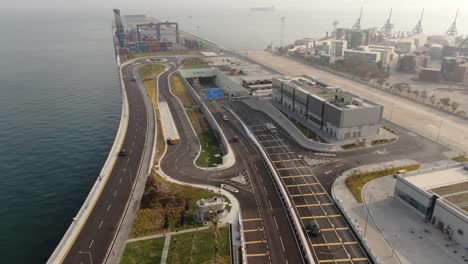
(62, 64), (151, 264)
(158, 66), (306, 263)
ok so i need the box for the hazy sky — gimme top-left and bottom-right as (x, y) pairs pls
(2, 0), (468, 9)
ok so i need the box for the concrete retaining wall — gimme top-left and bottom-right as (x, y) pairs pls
(243, 98), (339, 152)
(177, 71), (236, 170)
(47, 50), (130, 264)
(226, 107), (314, 264)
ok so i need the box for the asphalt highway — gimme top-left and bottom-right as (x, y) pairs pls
(230, 101), (372, 264)
(62, 64), (149, 264)
(158, 66), (306, 263)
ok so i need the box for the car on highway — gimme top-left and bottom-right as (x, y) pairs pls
(222, 115), (229, 121)
(307, 220), (321, 236)
(230, 137), (239, 143)
(167, 137), (177, 145)
(131, 76), (137, 81)
(119, 148), (127, 157)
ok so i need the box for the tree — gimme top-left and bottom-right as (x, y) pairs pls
(439, 97), (451, 109)
(420, 91), (428, 103)
(413, 90), (420, 99)
(451, 102), (460, 112)
(429, 95), (436, 105)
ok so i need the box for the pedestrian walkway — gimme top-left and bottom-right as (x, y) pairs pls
(332, 159), (467, 264)
(126, 226), (210, 243)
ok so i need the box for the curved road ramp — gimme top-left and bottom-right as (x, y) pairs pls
(242, 98), (339, 152)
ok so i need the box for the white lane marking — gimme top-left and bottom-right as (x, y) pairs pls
(279, 236), (286, 252)
(119, 177), (123, 184)
(273, 216), (279, 231)
(123, 168), (127, 173)
(107, 204), (112, 212)
(324, 170), (333, 175)
(127, 158), (130, 164)
(263, 185), (268, 196)
(113, 190), (117, 197)
(268, 200), (273, 210)
(89, 240), (94, 249)
(99, 220), (104, 229)
(335, 163), (344, 168)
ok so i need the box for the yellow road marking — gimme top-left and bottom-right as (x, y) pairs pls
(268, 152), (295, 156)
(318, 257), (368, 263)
(245, 240), (266, 245)
(321, 227), (349, 232)
(243, 229), (264, 233)
(264, 145), (287, 149)
(301, 215), (341, 219)
(281, 174), (314, 179)
(273, 159), (301, 163)
(246, 253), (268, 257)
(313, 241), (358, 247)
(277, 166), (309, 171)
(290, 193), (326, 197)
(260, 139), (285, 143)
(295, 203), (334, 208)
(286, 183), (319, 188)
(242, 218), (262, 222)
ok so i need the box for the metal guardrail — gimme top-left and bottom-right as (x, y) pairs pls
(47, 47), (130, 264)
(226, 107), (314, 264)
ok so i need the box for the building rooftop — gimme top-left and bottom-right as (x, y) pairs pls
(400, 163), (468, 212)
(274, 75), (378, 109)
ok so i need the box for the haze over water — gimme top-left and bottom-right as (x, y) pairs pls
(0, 6), (464, 263)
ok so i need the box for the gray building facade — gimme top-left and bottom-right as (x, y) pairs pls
(272, 75), (383, 140)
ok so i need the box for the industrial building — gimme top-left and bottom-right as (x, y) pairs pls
(397, 53), (429, 73)
(343, 49), (381, 66)
(329, 40), (347, 63)
(272, 75), (383, 140)
(194, 197), (226, 222)
(441, 57), (468, 83)
(395, 163), (468, 248)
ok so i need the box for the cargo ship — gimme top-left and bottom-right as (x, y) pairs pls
(250, 5), (275, 12)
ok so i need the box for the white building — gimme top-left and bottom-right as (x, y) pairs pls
(329, 40), (347, 63)
(395, 163), (468, 248)
(272, 75), (383, 140)
(195, 197), (226, 222)
(343, 49), (381, 66)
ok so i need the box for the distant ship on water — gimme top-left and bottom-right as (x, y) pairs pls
(250, 5), (275, 12)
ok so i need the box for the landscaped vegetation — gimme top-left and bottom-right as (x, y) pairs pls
(166, 227), (230, 264)
(130, 66), (229, 239)
(181, 57), (210, 69)
(170, 74), (222, 167)
(346, 164), (421, 203)
(121, 237), (166, 264)
(371, 138), (397, 145)
(341, 141), (366, 150)
(454, 156), (468, 162)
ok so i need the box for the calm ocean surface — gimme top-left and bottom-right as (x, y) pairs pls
(0, 7), (462, 263)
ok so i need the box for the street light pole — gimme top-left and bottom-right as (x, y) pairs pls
(78, 251), (93, 264)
